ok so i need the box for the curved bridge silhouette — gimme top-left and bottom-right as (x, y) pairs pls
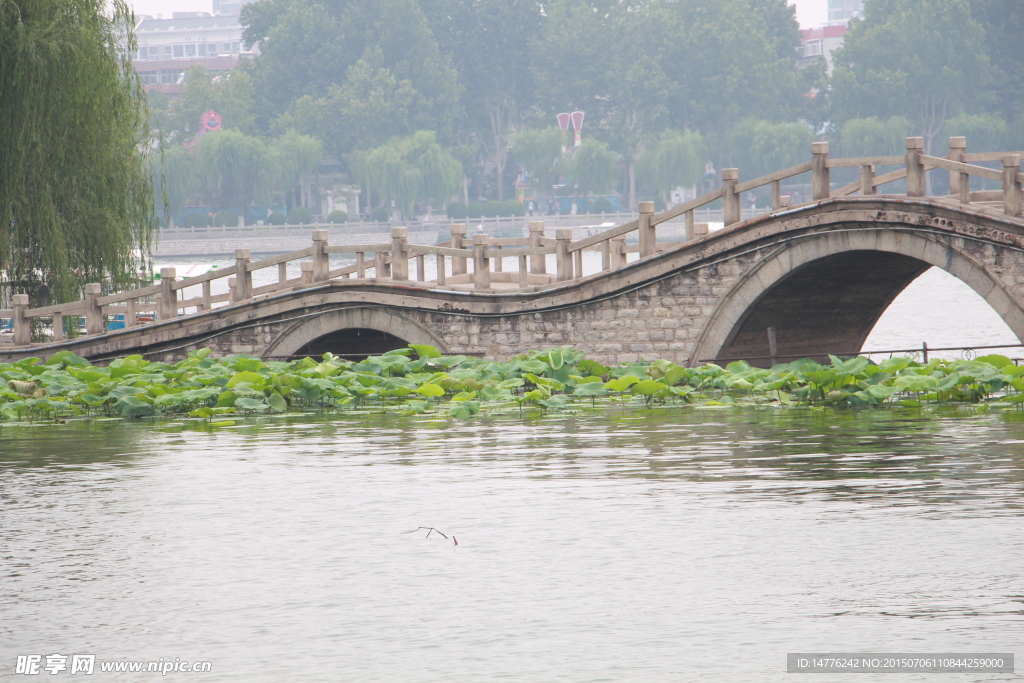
(4, 136), (1024, 366)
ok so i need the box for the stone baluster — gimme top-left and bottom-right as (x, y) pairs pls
(200, 282), (211, 312)
(610, 235), (626, 269)
(278, 262), (288, 287)
(638, 201), (656, 257)
(235, 248), (252, 301)
(436, 254), (446, 285)
(391, 226), (409, 280)
(312, 229), (329, 282)
(601, 239), (611, 270)
(949, 136), (968, 203)
(722, 168), (741, 226)
(356, 252), (365, 278)
(373, 251), (385, 278)
(416, 254), (425, 281)
(555, 229), (572, 281)
(473, 234), (490, 290)
(159, 268), (176, 320)
(1003, 154), (1022, 217)
(860, 164), (876, 196)
(228, 277), (237, 304)
(528, 221), (546, 274)
(451, 223), (468, 276)
(906, 137), (925, 197)
(52, 312), (64, 340)
(518, 255), (528, 288)
(685, 209), (695, 240)
(492, 245), (502, 272)
(301, 261), (314, 285)
(12, 294), (29, 345)
(771, 179), (782, 210)
(573, 248), (583, 279)
(812, 141), (830, 200)
(85, 283), (104, 334)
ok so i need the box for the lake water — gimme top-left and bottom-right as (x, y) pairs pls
(2, 265), (1023, 681)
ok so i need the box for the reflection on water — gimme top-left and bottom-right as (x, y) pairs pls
(2, 408), (1022, 682)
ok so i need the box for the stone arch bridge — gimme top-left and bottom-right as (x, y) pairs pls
(4, 137), (1024, 367)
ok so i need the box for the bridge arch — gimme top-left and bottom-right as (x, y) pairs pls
(263, 307), (448, 360)
(689, 228), (1024, 366)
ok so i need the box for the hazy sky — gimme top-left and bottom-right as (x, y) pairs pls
(129, 0), (830, 29)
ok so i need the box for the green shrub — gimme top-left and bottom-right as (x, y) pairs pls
(467, 202), (484, 219)
(502, 199), (526, 217)
(446, 202), (468, 220)
(590, 197), (614, 213)
(213, 210), (237, 227)
(267, 212), (286, 225)
(327, 210), (348, 224)
(287, 207), (314, 225)
(481, 200), (504, 218)
(183, 213), (212, 228)
(369, 206), (390, 222)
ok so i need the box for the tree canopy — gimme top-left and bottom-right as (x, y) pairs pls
(1, 0), (154, 304)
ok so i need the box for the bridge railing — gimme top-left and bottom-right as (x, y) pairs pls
(4, 136), (1024, 348)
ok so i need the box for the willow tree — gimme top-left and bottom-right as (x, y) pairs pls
(637, 129), (706, 203)
(0, 0), (154, 304)
(361, 131), (461, 219)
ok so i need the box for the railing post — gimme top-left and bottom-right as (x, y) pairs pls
(811, 141), (830, 200)
(492, 245), (502, 272)
(356, 252), (365, 278)
(85, 283), (104, 334)
(528, 221), (546, 274)
(949, 136), (967, 202)
(610, 235), (626, 269)
(638, 201), (656, 257)
(391, 226), (409, 280)
(518, 255), (528, 288)
(1002, 154), (1022, 217)
(228, 277), (237, 304)
(859, 164), (876, 196)
(770, 180), (782, 210)
(573, 248), (583, 278)
(12, 294), (29, 345)
(451, 223), (467, 276)
(473, 234), (490, 290)
(301, 261), (314, 285)
(436, 255), (446, 285)
(159, 268), (176, 320)
(685, 209), (695, 239)
(601, 239), (611, 270)
(722, 169), (741, 225)
(312, 229), (329, 282)
(906, 137), (925, 197)
(234, 248), (252, 300)
(555, 229), (572, 281)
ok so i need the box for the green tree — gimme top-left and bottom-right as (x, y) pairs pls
(511, 128), (565, 198)
(359, 131), (462, 218)
(159, 66), (258, 142)
(1, 0), (154, 303)
(152, 145), (198, 228)
(196, 130), (276, 223)
(422, 0), (543, 201)
(830, 0), (993, 155)
(838, 117), (912, 157)
(726, 119), (813, 179)
(637, 129), (706, 203)
(270, 130), (322, 210)
(565, 139), (619, 199)
(942, 114), (1008, 153)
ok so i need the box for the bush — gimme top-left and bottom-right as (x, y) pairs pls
(183, 213), (212, 228)
(446, 202), (468, 220)
(369, 206), (390, 222)
(502, 199), (526, 217)
(467, 202), (484, 219)
(267, 212), (286, 225)
(327, 210), (348, 224)
(481, 200), (505, 218)
(590, 197), (614, 213)
(287, 207), (314, 225)
(213, 210), (237, 227)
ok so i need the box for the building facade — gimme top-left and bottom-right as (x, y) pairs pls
(131, 12), (254, 94)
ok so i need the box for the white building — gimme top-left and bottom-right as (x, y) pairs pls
(131, 12), (254, 93)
